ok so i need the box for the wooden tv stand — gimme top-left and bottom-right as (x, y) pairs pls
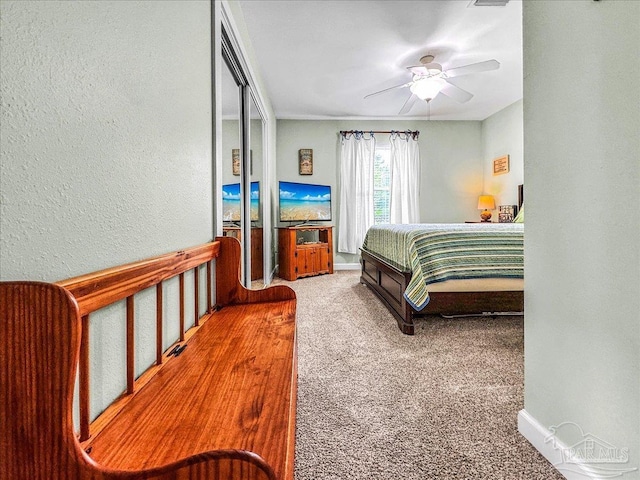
(278, 225), (333, 281)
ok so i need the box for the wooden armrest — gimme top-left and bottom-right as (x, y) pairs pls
(215, 236), (296, 305)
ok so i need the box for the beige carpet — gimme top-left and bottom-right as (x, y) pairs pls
(274, 271), (562, 480)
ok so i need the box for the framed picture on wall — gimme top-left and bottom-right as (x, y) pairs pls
(493, 155), (510, 176)
(232, 149), (240, 176)
(299, 149), (313, 175)
(232, 149), (253, 176)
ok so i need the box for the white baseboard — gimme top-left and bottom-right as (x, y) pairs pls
(334, 263), (361, 271)
(518, 410), (567, 476)
(517, 409), (637, 480)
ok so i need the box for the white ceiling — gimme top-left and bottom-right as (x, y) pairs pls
(237, 0), (523, 121)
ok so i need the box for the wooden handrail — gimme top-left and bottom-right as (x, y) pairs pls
(57, 241), (220, 317)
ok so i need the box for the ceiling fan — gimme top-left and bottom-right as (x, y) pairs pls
(364, 54), (500, 115)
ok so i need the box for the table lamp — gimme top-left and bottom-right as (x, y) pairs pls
(477, 195), (496, 222)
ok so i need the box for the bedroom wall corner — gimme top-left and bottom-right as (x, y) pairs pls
(481, 99), (524, 208)
(522, 1), (639, 478)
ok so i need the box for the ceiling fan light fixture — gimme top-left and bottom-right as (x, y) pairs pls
(423, 62), (443, 76)
(410, 77), (446, 101)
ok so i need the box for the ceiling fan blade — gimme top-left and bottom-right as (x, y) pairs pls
(398, 93), (418, 115)
(440, 81), (474, 103)
(364, 81), (411, 99)
(444, 59), (500, 78)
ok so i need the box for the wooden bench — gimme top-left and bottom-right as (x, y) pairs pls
(0, 236), (297, 480)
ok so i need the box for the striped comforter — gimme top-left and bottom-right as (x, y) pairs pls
(361, 223), (524, 311)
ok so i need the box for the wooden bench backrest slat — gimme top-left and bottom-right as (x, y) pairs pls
(156, 283), (163, 365)
(79, 314), (91, 442)
(179, 272), (186, 341)
(126, 295), (135, 395)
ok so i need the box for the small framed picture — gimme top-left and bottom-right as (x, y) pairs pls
(299, 149), (313, 175)
(232, 149), (240, 176)
(498, 204), (518, 223)
(493, 155), (510, 176)
(232, 149), (253, 176)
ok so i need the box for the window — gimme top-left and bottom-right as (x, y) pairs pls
(373, 145), (391, 224)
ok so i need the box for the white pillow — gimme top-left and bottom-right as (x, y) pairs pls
(513, 204), (524, 223)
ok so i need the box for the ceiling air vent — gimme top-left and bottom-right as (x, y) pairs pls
(468, 0), (510, 6)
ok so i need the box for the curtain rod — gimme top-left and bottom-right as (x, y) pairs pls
(339, 130), (419, 135)
(339, 130), (419, 139)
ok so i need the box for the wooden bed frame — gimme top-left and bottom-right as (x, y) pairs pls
(360, 185), (524, 335)
(360, 250), (523, 335)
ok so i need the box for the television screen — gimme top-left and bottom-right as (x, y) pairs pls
(279, 181), (331, 222)
(222, 181), (259, 222)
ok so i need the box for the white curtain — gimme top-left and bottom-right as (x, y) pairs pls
(338, 133), (375, 254)
(389, 133), (420, 224)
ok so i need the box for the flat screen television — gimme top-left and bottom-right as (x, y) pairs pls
(279, 181), (331, 223)
(222, 181), (259, 222)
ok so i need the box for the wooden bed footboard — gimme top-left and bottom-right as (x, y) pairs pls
(360, 249), (524, 335)
(360, 249), (415, 334)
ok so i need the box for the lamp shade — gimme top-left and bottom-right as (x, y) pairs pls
(409, 77), (446, 100)
(477, 195), (496, 210)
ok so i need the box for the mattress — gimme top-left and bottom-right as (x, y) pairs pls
(361, 223), (524, 310)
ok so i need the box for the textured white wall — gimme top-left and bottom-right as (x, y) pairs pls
(0, 0), (212, 279)
(523, 0), (639, 474)
(0, 0), (212, 419)
(275, 119), (483, 266)
(482, 99), (523, 208)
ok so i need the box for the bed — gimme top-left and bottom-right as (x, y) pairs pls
(360, 187), (524, 335)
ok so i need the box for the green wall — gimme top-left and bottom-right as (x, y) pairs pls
(0, 0), (212, 420)
(523, 1), (639, 476)
(482, 99), (524, 208)
(276, 119), (485, 266)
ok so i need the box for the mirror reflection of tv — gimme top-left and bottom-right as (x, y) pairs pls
(222, 181), (259, 222)
(279, 181), (331, 223)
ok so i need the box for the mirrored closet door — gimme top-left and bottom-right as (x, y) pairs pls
(216, 10), (270, 289)
(249, 93), (265, 288)
(220, 45), (244, 279)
